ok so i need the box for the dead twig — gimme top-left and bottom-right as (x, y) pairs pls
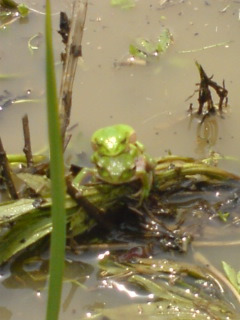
(187, 62), (228, 121)
(22, 114), (33, 167)
(195, 61), (228, 115)
(58, 12), (70, 45)
(196, 62), (215, 115)
(59, 0), (88, 145)
(0, 138), (18, 199)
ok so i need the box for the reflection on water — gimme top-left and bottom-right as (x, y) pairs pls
(0, 307), (12, 320)
(195, 115), (219, 156)
(1, 0), (240, 319)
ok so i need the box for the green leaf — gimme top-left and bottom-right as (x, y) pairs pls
(69, 208), (95, 237)
(17, 3), (29, 17)
(222, 261), (240, 293)
(0, 198), (49, 225)
(217, 211), (230, 222)
(129, 43), (147, 60)
(129, 28), (172, 61)
(135, 38), (156, 54)
(7, 154), (46, 163)
(0, 196), (76, 225)
(156, 28), (172, 53)
(96, 255), (239, 319)
(17, 173), (51, 197)
(1, 0), (17, 8)
(0, 196), (77, 226)
(0, 196), (81, 264)
(0, 209), (52, 264)
(110, 0), (135, 9)
(237, 271), (240, 286)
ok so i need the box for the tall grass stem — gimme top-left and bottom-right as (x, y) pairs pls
(45, 0), (66, 319)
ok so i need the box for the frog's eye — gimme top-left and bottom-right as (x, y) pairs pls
(129, 132), (137, 144)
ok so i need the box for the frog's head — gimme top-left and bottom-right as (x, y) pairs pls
(91, 124), (136, 157)
(92, 151), (137, 184)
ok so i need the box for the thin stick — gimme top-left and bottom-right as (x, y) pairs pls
(22, 114), (33, 167)
(194, 252), (240, 305)
(178, 41), (232, 54)
(59, 0), (88, 144)
(0, 138), (18, 199)
(193, 239), (240, 247)
(66, 242), (137, 251)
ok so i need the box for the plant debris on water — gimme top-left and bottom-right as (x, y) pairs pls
(0, 0), (28, 29)
(115, 28), (172, 67)
(110, 0), (136, 10)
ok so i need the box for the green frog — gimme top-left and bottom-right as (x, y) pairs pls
(73, 124), (155, 203)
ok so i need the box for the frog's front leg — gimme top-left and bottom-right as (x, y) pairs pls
(134, 155), (155, 204)
(72, 167), (97, 191)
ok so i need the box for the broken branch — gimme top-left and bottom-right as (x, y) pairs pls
(0, 138), (18, 199)
(22, 114), (33, 167)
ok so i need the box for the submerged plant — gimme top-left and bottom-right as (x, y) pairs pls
(222, 261), (240, 294)
(0, 0), (28, 29)
(129, 28), (172, 60)
(115, 28), (172, 66)
(81, 253), (240, 319)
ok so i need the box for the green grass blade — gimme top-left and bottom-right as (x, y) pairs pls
(45, 0), (66, 319)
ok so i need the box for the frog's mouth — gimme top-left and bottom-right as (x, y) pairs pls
(98, 170), (136, 185)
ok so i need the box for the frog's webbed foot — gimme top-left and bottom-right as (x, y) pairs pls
(131, 171), (153, 206)
(130, 155), (155, 206)
(131, 188), (150, 206)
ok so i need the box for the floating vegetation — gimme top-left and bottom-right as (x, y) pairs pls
(178, 40), (232, 54)
(27, 33), (42, 54)
(115, 28), (172, 66)
(0, 90), (39, 110)
(0, 0), (29, 29)
(0, 74), (19, 80)
(129, 29), (172, 59)
(2, 255), (93, 291)
(0, 132), (239, 264)
(80, 254), (240, 319)
(188, 61), (228, 118)
(222, 261), (240, 294)
(110, 0), (136, 10)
